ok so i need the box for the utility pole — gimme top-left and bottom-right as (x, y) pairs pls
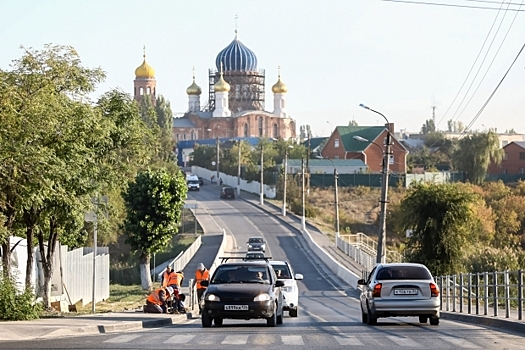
(216, 137), (220, 183)
(260, 144), (264, 205)
(301, 158), (306, 230)
(237, 141), (241, 196)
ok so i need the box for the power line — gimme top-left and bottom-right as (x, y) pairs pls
(381, 0), (525, 11)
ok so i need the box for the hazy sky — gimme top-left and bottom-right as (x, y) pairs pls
(1, 0), (524, 136)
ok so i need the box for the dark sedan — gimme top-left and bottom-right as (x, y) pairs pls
(200, 261), (284, 327)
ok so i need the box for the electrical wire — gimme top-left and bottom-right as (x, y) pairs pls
(381, 0), (525, 11)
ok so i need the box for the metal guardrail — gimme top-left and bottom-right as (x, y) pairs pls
(437, 270), (525, 320)
(338, 233), (403, 267)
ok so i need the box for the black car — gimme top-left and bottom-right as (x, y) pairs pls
(200, 259), (285, 327)
(220, 186), (235, 199)
(198, 176), (204, 186)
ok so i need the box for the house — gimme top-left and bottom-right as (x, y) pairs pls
(487, 141), (525, 175)
(321, 124), (408, 173)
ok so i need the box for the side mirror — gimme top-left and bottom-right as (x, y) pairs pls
(357, 279), (366, 285)
(294, 273), (304, 281)
(275, 280), (285, 287)
(201, 280), (209, 287)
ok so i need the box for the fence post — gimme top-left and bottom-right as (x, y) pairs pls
(519, 270), (523, 321)
(439, 275), (443, 310)
(459, 274), (463, 314)
(475, 273), (479, 315)
(505, 270), (510, 319)
(468, 273), (472, 314)
(446, 275), (450, 311)
(493, 271), (498, 317)
(452, 275), (458, 312)
(484, 272), (488, 316)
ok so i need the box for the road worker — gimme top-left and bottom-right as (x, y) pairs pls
(161, 266), (175, 287)
(144, 286), (173, 313)
(193, 263), (210, 314)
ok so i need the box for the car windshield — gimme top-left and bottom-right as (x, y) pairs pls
(249, 238), (264, 243)
(376, 266), (432, 280)
(272, 264), (292, 279)
(211, 266), (270, 284)
(188, 180), (199, 184)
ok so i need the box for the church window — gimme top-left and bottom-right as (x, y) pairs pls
(183, 133), (186, 140)
(139, 87), (144, 95)
(146, 87), (151, 95)
(191, 131), (195, 140)
(176, 134), (179, 141)
(258, 117), (263, 137)
(272, 124), (278, 139)
(243, 123), (248, 137)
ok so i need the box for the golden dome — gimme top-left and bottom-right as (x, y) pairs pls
(214, 70), (230, 92)
(135, 48), (155, 78)
(272, 67), (288, 93)
(186, 75), (202, 96)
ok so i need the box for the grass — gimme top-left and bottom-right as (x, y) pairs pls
(75, 284), (149, 314)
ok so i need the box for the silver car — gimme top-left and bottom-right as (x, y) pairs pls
(358, 263), (440, 325)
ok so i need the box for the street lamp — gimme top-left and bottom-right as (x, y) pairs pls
(237, 140), (242, 196)
(326, 120), (332, 134)
(260, 144), (264, 205)
(357, 103), (392, 264)
(301, 157), (306, 230)
(282, 145), (294, 217)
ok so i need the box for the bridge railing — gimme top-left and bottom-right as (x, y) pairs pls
(436, 270), (525, 321)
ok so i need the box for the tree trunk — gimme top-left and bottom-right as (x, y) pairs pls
(1, 242), (11, 279)
(25, 226), (35, 290)
(37, 217), (58, 308)
(139, 252), (152, 291)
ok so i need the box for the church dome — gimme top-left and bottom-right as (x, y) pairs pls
(215, 31), (257, 72)
(214, 71), (230, 92)
(135, 55), (155, 78)
(186, 77), (202, 96)
(272, 74), (288, 94)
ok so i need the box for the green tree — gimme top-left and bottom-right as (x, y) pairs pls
(451, 131), (503, 184)
(398, 182), (481, 275)
(122, 169), (187, 290)
(420, 119), (436, 134)
(348, 120), (358, 127)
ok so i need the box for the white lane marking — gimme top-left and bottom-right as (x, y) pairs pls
(222, 335), (249, 345)
(163, 334), (196, 344)
(387, 335), (422, 347)
(440, 336), (480, 348)
(281, 335), (304, 345)
(335, 335), (364, 346)
(104, 334), (141, 343)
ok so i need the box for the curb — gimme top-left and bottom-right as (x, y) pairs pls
(98, 312), (194, 333)
(441, 312), (525, 334)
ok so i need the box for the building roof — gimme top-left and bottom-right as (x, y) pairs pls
(173, 118), (196, 128)
(508, 141), (525, 149)
(215, 32), (258, 72)
(336, 125), (386, 152)
(302, 137), (328, 151)
(285, 159), (366, 167)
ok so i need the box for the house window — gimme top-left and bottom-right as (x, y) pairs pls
(334, 139), (339, 148)
(176, 134), (179, 141)
(334, 155), (339, 159)
(502, 169), (508, 174)
(258, 117), (263, 137)
(504, 153), (508, 160)
(243, 123), (249, 137)
(520, 152), (525, 160)
(521, 168), (525, 174)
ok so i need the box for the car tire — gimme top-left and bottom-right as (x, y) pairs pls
(267, 311), (277, 327)
(214, 317), (223, 326)
(366, 305), (377, 325)
(361, 307), (368, 323)
(289, 307), (298, 317)
(419, 316), (428, 324)
(429, 316), (440, 326)
(201, 314), (212, 328)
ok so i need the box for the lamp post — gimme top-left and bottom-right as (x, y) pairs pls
(282, 145), (293, 216)
(326, 120), (332, 134)
(357, 103), (392, 264)
(207, 127), (220, 183)
(260, 144), (264, 205)
(237, 141), (242, 196)
(301, 158), (306, 230)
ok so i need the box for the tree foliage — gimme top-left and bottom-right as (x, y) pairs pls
(451, 131), (503, 185)
(122, 169), (187, 290)
(398, 182), (481, 275)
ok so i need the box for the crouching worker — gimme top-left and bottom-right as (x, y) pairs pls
(144, 286), (174, 313)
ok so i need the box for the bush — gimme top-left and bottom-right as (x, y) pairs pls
(0, 274), (42, 321)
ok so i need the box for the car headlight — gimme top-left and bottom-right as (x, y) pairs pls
(254, 293), (270, 301)
(205, 294), (220, 302)
(248, 244), (253, 248)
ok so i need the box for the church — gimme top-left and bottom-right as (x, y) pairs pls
(132, 31), (297, 166)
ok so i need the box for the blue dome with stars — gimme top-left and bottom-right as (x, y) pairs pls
(215, 32), (258, 72)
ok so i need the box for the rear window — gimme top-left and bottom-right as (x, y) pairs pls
(249, 238), (263, 243)
(376, 266), (431, 280)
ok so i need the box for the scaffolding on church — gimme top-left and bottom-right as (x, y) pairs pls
(207, 69), (265, 113)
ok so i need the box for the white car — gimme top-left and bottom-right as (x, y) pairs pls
(270, 260), (303, 317)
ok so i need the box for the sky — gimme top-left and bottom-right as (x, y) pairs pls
(1, 0), (524, 137)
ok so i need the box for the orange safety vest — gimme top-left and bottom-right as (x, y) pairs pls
(165, 272), (183, 287)
(147, 287), (168, 305)
(195, 269), (210, 289)
(161, 271), (172, 287)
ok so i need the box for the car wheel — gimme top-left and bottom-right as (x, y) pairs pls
(201, 314), (212, 328)
(214, 317), (223, 326)
(267, 311), (277, 327)
(429, 316), (440, 326)
(419, 316), (428, 324)
(289, 307), (298, 317)
(366, 305), (377, 325)
(361, 307), (368, 323)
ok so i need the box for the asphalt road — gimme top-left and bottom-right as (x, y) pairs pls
(3, 185), (525, 349)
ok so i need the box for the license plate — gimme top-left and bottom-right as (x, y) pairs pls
(394, 289), (418, 295)
(224, 305), (248, 311)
